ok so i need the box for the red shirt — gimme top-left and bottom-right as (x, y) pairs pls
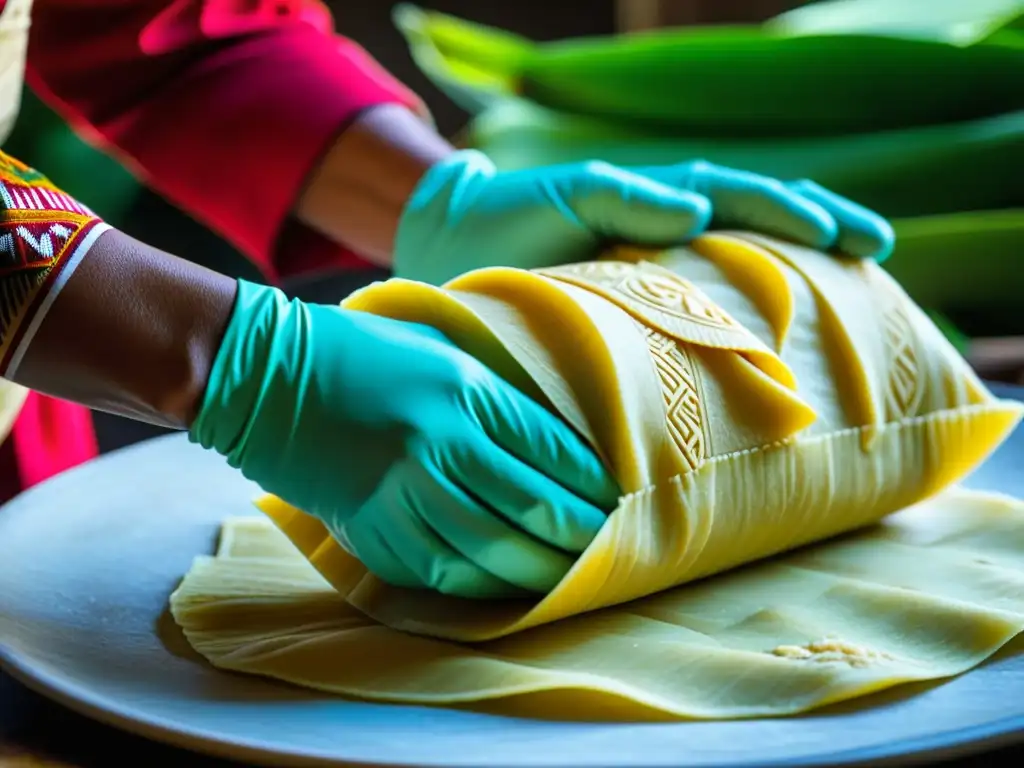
(23, 0), (426, 281)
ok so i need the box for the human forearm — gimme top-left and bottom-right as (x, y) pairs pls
(10, 227), (237, 431)
(294, 104), (455, 266)
(26, 4), (434, 279)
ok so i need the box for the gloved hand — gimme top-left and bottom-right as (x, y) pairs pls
(394, 150), (894, 286)
(190, 280), (618, 599)
(634, 160), (895, 263)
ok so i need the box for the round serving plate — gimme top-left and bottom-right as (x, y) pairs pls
(1, 387), (1023, 767)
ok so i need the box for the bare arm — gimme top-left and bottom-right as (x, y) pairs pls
(26, 1), (450, 280)
(6, 103), (458, 424)
(295, 104), (454, 266)
(14, 229), (237, 430)
(0, 153), (236, 430)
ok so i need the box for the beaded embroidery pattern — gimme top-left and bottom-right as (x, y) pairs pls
(0, 151), (108, 375)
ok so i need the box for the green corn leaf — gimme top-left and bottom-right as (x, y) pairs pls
(884, 209), (1024, 314)
(468, 101), (1024, 218)
(925, 309), (971, 355)
(768, 0), (1024, 47)
(395, 6), (1024, 134)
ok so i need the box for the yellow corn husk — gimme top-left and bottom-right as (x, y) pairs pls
(172, 233), (1024, 720)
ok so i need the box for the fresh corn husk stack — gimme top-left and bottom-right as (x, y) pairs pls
(395, 0), (1024, 337)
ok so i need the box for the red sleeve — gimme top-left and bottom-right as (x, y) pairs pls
(24, 0), (427, 281)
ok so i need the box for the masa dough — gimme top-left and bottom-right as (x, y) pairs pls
(171, 232), (1024, 718)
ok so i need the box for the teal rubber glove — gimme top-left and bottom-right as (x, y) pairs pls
(395, 151), (895, 287)
(634, 160), (896, 262)
(190, 280), (619, 599)
(395, 149), (713, 285)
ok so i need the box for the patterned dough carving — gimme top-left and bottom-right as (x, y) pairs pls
(543, 260), (738, 330)
(638, 323), (706, 471)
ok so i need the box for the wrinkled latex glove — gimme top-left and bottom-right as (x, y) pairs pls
(190, 280), (618, 599)
(395, 151), (894, 287)
(395, 149), (713, 285)
(633, 160), (896, 262)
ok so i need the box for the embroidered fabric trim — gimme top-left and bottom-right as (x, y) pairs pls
(0, 151), (110, 377)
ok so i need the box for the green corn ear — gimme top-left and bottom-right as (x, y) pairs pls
(395, 5), (1024, 136)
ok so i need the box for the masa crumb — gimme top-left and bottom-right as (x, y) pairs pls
(770, 636), (893, 668)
